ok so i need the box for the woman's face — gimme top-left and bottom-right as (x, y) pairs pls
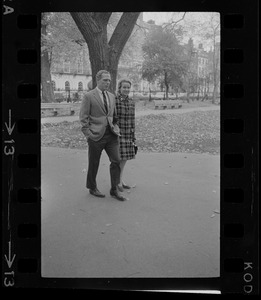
(120, 82), (131, 96)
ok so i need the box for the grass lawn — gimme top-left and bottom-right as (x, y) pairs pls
(41, 105), (220, 155)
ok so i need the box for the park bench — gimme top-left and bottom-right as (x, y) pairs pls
(41, 102), (79, 116)
(153, 100), (182, 110)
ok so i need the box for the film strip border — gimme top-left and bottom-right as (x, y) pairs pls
(2, 12), (40, 288)
(2, 5), (259, 294)
(221, 13), (259, 294)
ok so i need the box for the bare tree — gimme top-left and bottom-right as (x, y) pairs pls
(207, 15), (220, 103)
(174, 12), (220, 103)
(163, 12), (187, 29)
(186, 13), (220, 103)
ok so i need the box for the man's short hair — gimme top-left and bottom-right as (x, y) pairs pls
(96, 70), (110, 82)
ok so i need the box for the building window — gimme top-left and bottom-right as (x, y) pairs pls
(65, 81), (70, 91)
(52, 63), (57, 73)
(198, 67), (202, 77)
(78, 81), (83, 91)
(52, 81), (56, 91)
(77, 60), (83, 74)
(63, 61), (70, 73)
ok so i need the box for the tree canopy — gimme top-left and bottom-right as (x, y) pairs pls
(41, 12), (86, 102)
(142, 26), (187, 99)
(41, 13), (85, 65)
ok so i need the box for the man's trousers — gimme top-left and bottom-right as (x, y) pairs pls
(86, 126), (121, 190)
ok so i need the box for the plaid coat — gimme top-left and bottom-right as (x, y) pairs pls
(115, 94), (136, 160)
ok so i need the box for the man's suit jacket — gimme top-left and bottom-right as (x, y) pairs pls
(79, 88), (120, 141)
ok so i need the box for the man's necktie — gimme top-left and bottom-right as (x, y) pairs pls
(102, 91), (108, 114)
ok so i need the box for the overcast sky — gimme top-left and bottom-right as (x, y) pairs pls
(143, 12), (220, 50)
(143, 12), (172, 24)
(143, 12), (219, 24)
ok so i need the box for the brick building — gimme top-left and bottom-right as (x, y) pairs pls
(183, 38), (220, 97)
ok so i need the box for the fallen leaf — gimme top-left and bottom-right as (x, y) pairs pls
(41, 110), (220, 154)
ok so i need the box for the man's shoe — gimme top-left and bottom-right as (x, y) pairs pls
(110, 189), (127, 201)
(117, 185), (124, 192)
(122, 183), (131, 189)
(89, 188), (105, 198)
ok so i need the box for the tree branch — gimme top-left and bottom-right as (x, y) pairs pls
(94, 12), (112, 25)
(134, 22), (149, 33)
(163, 12), (187, 29)
(71, 12), (102, 35)
(108, 12), (140, 58)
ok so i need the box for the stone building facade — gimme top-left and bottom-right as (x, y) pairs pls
(183, 38), (220, 96)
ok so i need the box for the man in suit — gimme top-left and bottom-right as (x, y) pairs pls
(79, 70), (127, 201)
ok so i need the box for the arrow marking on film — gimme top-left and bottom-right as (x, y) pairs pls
(4, 240), (16, 269)
(5, 109), (15, 135)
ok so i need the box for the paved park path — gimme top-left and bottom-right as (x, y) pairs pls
(41, 147), (220, 278)
(41, 105), (220, 124)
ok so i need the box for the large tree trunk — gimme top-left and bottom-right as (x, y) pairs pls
(211, 42), (218, 104)
(164, 71), (169, 99)
(212, 54), (219, 104)
(41, 16), (55, 103)
(41, 50), (55, 103)
(70, 12), (140, 93)
(212, 81), (218, 104)
(165, 84), (169, 100)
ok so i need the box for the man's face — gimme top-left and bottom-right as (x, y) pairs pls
(97, 73), (111, 91)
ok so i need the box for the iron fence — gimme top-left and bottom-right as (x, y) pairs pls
(49, 89), (219, 103)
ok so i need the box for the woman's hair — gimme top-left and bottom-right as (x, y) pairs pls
(117, 78), (132, 94)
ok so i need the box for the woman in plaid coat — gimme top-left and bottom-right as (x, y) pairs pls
(115, 79), (136, 191)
